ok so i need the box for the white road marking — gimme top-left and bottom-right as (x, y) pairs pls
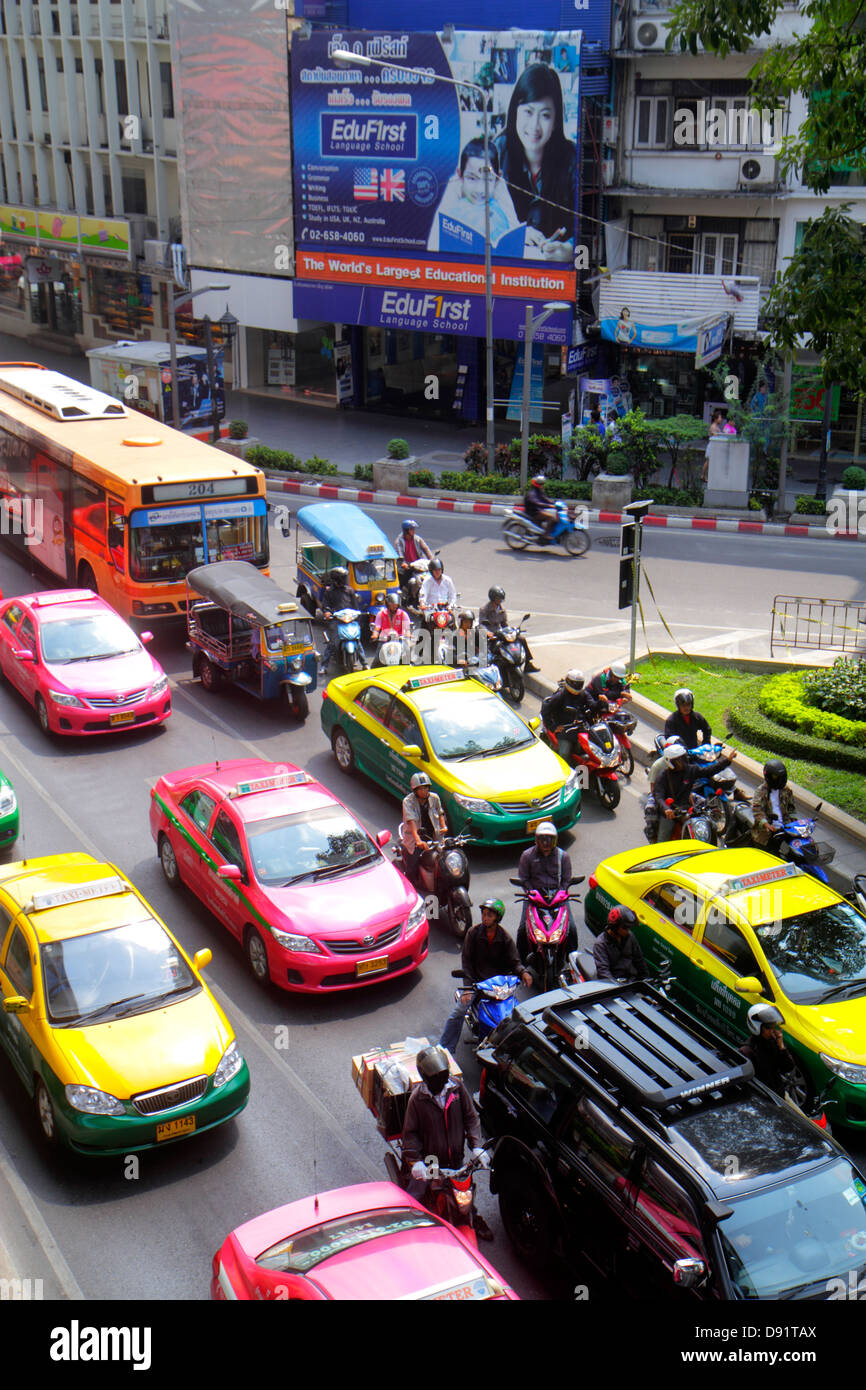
(170, 680), (271, 761)
(0, 1133), (85, 1300)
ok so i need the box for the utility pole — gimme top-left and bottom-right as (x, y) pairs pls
(622, 499), (652, 674)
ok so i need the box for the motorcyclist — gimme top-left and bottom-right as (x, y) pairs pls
(593, 906), (648, 983)
(399, 771), (447, 891)
(739, 1004), (796, 1096)
(523, 472), (557, 541)
(653, 740), (737, 842)
(587, 661), (630, 710)
(478, 585), (539, 673)
(371, 590), (413, 666)
(644, 735), (685, 842)
(402, 1045), (493, 1239)
(418, 558), (458, 623)
(751, 759), (797, 851)
(663, 687), (713, 751)
(319, 566), (355, 676)
(447, 608), (481, 673)
(395, 518), (434, 589)
(439, 899), (532, 1052)
(517, 821), (576, 944)
(541, 669), (602, 762)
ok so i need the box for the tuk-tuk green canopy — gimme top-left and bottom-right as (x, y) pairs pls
(187, 561), (301, 627)
(296, 503), (398, 561)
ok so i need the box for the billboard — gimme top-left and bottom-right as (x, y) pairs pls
(290, 28), (581, 324)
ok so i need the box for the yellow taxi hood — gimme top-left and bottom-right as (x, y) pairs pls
(452, 743), (569, 799)
(796, 993), (866, 1065)
(47, 989), (233, 1096)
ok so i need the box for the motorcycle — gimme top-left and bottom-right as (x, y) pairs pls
(661, 794), (726, 843)
(562, 950), (675, 998)
(766, 805), (836, 884)
(451, 970), (522, 1044)
(421, 603), (458, 663)
(652, 733), (746, 835)
(513, 875), (584, 994)
(381, 1140), (493, 1240)
(723, 799), (757, 849)
(604, 698), (636, 777)
(543, 719), (621, 811)
(328, 607), (366, 673)
(488, 615), (530, 706)
(395, 832), (474, 939)
(374, 626), (416, 668)
(399, 553), (440, 613)
(502, 498), (590, 557)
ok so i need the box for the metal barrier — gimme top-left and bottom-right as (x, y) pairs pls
(770, 595), (866, 656)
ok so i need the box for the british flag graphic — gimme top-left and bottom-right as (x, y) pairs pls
(380, 169), (405, 202)
(353, 168), (378, 200)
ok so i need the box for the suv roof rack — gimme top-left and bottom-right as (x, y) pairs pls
(542, 981), (754, 1114)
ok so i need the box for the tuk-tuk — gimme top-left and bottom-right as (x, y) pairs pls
(186, 560), (317, 720)
(295, 503), (400, 634)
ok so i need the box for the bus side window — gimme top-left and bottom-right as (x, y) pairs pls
(108, 500), (125, 572)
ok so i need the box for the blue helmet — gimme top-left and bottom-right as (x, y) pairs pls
(402, 518), (418, 532)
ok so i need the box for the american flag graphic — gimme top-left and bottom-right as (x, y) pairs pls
(380, 169), (405, 202)
(353, 168), (378, 200)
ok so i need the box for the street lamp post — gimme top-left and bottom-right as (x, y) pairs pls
(333, 48), (496, 472)
(167, 282), (229, 431)
(519, 301), (571, 494)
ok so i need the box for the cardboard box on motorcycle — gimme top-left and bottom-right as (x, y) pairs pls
(352, 1037), (462, 1137)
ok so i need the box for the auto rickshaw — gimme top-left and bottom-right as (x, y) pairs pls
(186, 560), (317, 720)
(295, 502), (400, 636)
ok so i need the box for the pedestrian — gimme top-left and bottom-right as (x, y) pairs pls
(702, 409), (724, 484)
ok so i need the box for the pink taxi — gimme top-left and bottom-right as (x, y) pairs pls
(0, 589), (170, 737)
(211, 1183), (517, 1300)
(149, 759), (428, 993)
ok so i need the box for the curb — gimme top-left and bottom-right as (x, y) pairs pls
(264, 474), (856, 540)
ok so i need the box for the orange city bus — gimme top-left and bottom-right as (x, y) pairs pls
(0, 362), (269, 621)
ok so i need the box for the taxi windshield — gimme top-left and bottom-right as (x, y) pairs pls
(245, 805), (378, 886)
(717, 1159), (866, 1299)
(40, 613), (139, 663)
(421, 695), (533, 760)
(752, 901), (866, 1004)
(40, 919), (198, 1025)
(256, 1208), (437, 1272)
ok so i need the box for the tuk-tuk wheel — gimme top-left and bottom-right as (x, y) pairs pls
(287, 686), (309, 721)
(297, 588), (317, 617)
(199, 657), (222, 692)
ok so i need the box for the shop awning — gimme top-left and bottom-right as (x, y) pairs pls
(601, 310), (730, 360)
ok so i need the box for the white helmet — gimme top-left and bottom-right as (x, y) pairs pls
(747, 1003), (784, 1035)
(610, 661), (628, 680)
(564, 668), (585, 694)
(663, 742), (688, 766)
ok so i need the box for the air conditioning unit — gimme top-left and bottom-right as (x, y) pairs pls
(739, 154), (777, 187)
(602, 115), (619, 146)
(143, 239), (170, 270)
(602, 159), (616, 187)
(631, 18), (667, 50)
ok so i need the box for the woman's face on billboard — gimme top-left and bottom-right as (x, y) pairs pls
(515, 98), (556, 161)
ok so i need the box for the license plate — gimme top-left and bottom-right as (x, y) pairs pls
(356, 955), (388, 977)
(423, 1275), (491, 1301)
(110, 711), (135, 725)
(156, 1114), (196, 1142)
(526, 816), (548, 834)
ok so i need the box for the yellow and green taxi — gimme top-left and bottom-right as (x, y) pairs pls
(321, 666), (581, 846)
(0, 853), (249, 1154)
(0, 767), (18, 849)
(585, 842), (866, 1127)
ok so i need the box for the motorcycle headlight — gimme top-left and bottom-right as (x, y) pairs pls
(270, 928), (323, 955)
(454, 794), (495, 815)
(444, 850), (464, 877)
(819, 1053), (866, 1085)
(0, 786), (16, 815)
(213, 1041), (244, 1089)
(290, 657), (303, 671)
(150, 674), (169, 697)
(49, 689), (84, 707)
(65, 1084), (125, 1116)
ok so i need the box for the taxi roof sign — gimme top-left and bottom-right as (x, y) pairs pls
(228, 772), (312, 798)
(366, 544), (385, 554)
(401, 670), (463, 693)
(721, 864), (803, 895)
(276, 602), (298, 614)
(27, 876), (128, 912)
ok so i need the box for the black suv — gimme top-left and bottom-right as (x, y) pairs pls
(478, 979), (866, 1300)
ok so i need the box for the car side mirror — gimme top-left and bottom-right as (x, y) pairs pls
(193, 948), (212, 972)
(672, 1258), (706, 1290)
(401, 744), (422, 759)
(733, 975), (763, 995)
(140, 631), (154, 644)
(376, 829), (391, 848)
(2, 995), (31, 1015)
(217, 864), (242, 881)
(527, 716), (541, 731)
(12, 648), (34, 663)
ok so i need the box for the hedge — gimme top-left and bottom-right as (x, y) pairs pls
(759, 670), (866, 747)
(246, 445), (338, 476)
(727, 680), (866, 771)
(439, 471), (520, 494)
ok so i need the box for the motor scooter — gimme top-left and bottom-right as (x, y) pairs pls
(765, 805), (836, 884)
(604, 699), (636, 777)
(381, 1142), (494, 1241)
(543, 720), (621, 810)
(400, 553), (439, 613)
(451, 971), (522, 1044)
(660, 794), (726, 843)
(488, 616), (530, 706)
(421, 603), (458, 663)
(502, 499), (590, 557)
(394, 832), (474, 938)
(512, 875), (584, 993)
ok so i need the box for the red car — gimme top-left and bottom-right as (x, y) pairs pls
(211, 1183), (518, 1301)
(0, 588), (170, 736)
(149, 759), (428, 993)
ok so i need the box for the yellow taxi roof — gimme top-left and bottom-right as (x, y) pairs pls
(0, 854), (150, 943)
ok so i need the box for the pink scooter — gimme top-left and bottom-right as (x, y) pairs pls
(511, 874), (584, 994)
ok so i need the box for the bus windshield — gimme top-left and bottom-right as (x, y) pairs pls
(129, 502), (268, 582)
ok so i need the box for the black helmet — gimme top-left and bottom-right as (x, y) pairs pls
(459, 608), (475, 626)
(417, 1045), (451, 1095)
(428, 558), (443, 574)
(607, 906), (637, 933)
(763, 759), (787, 791)
(329, 566), (349, 587)
(488, 585), (505, 602)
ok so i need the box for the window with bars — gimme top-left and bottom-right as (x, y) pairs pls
(634, 96), (669, 149)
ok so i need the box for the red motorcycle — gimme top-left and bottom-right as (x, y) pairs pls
(421, 603), (457, 663)
(543, 719), (621, 811)
(604, 697), (636, 777)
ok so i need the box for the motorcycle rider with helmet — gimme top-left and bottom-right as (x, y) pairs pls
(418, 557), (458, 615)
(523, 472), (557, 541)
(318, 566), (355, 676)
(394, 518), (434, 590)
(400, 772), (447, 891)
(593, 906), (648, 983)
(654, 740), (737, 841)
(371, 590), (413, 666)
(439, 899), (532, 1053)
(541, 669), (602, 762)
(739, 1004), (796, 1095)
(516, 820), (577, 953)
(402, 1045), (493, 1239)
(478, 585), (539, 673)
(751, 760), (797, 851)
(664, 687), (713, 751)
(587, 660), (630, 710)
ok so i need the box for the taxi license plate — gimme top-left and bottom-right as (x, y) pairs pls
(156, 1115), (196, 1142)
(110, 711), (135, 726)
(526, 816), (548, 834)
(424, 1275), (491, 1301)
(356, 955), (388, 977)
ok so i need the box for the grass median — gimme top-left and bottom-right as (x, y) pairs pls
(634, 655), (866, 824)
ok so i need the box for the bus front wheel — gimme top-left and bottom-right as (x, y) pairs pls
(78, 563), (97, 595)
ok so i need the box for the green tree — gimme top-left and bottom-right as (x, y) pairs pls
(665, 0), (866, 395)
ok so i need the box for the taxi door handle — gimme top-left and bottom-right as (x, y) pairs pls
(691, 956), (707, 969)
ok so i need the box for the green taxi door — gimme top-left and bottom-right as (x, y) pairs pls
(687, 902), (771, 1045)
(381, 697), (428, 801)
